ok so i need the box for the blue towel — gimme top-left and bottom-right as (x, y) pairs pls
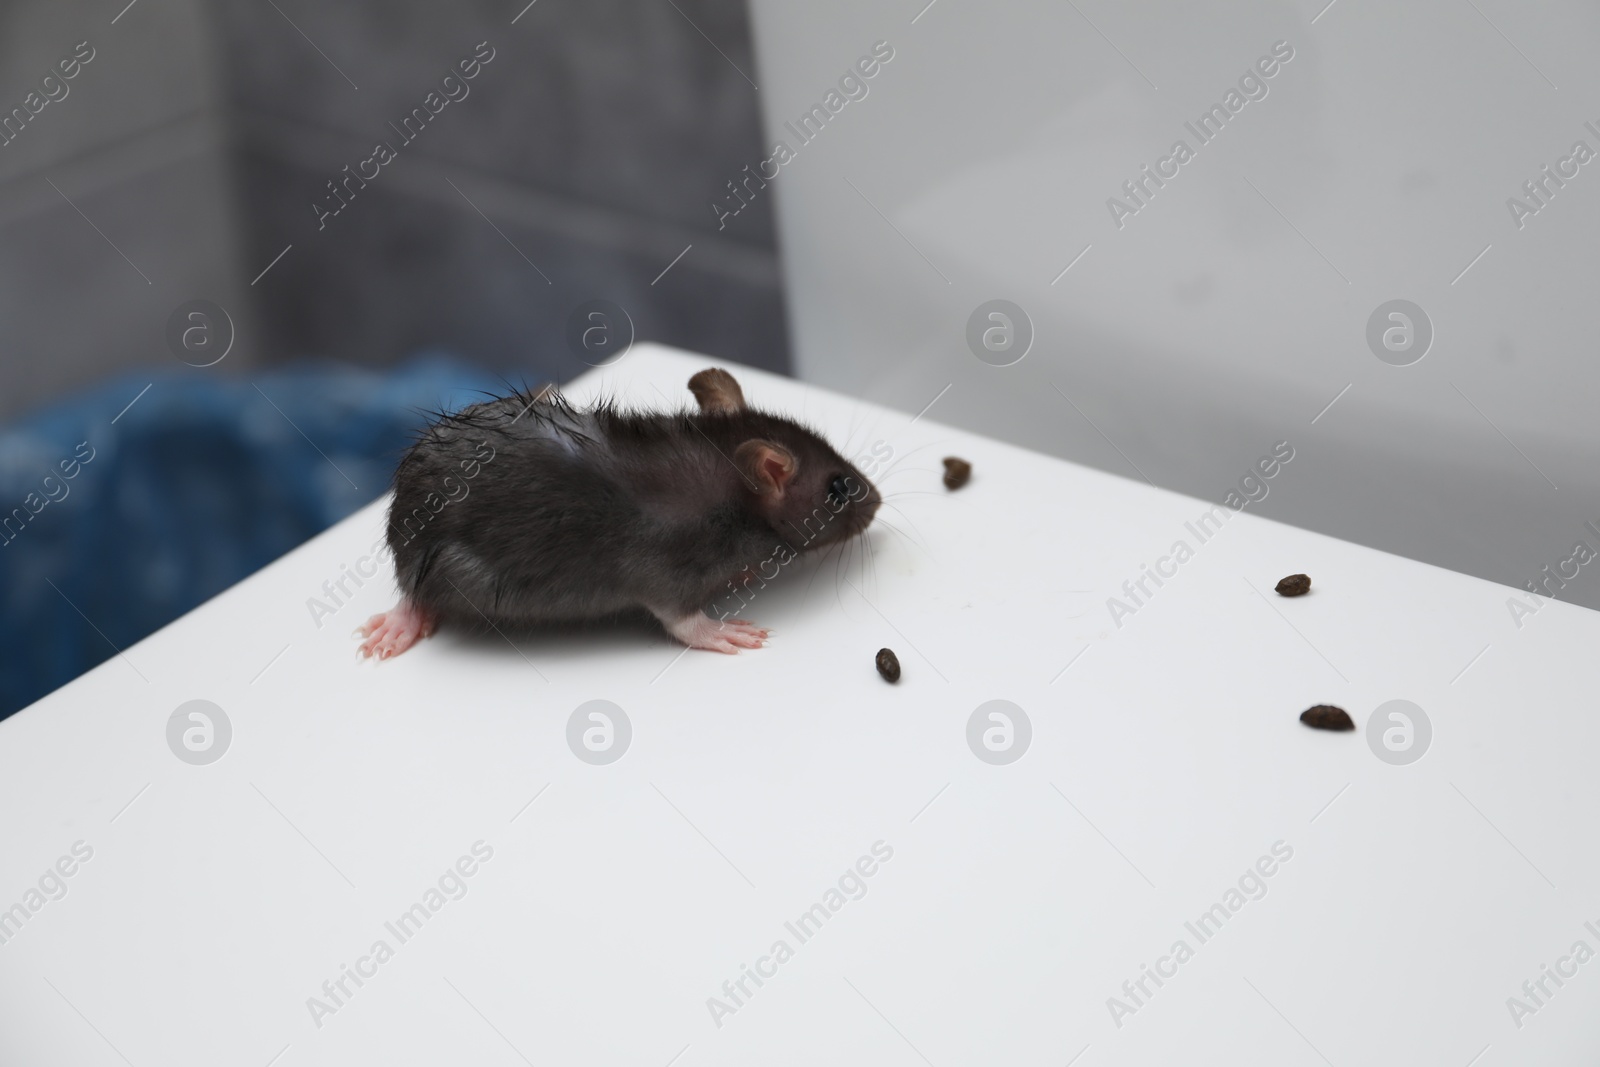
(0, 355), (508, 720)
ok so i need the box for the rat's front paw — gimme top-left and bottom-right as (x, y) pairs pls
(356, 601), (437, 661)
(657, 611), (770, 654)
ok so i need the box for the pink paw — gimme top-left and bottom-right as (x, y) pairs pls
(659, 612), (771, 654)
(356, 601), (437, 661)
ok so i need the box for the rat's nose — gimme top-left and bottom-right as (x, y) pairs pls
(855, 487), (881, 532)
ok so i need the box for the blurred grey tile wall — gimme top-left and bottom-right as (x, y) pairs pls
(0, 0), (788, 422)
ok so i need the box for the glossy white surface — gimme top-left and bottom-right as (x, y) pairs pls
(746, 0), (1600, 610)
(1, 346), (1595, 1064)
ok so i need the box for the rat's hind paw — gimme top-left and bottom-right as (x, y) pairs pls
(656, 611), (770, 654)
(357, 602), (437, 661)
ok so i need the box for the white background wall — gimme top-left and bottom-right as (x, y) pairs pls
(746, 0), (1600, 610)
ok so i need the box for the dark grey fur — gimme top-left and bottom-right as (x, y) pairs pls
(386, 384), (879, 632)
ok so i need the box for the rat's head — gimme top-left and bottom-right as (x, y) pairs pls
(688, 368), (880, 550)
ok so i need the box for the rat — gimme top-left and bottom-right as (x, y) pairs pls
(357, 367), (881, 659)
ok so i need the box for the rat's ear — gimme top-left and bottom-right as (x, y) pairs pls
(688, 368), (746, 413)
(734, 439), (797, 496)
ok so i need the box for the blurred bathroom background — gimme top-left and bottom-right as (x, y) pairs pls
(0, 0), (783, 716)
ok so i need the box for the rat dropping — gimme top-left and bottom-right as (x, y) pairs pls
(875, 647), (901, 683)
(1275, 573), (1311, 597)
(1299, 704), (1352, 731)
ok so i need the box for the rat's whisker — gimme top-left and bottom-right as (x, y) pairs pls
(879, 497), (931, 521)
(872, 516), (918, 555)
(873, 466), (939, 482)
(877, 502), (934, 551)
(804, 539), (844, 605)
(844, 415), (865, 457)
(834, 537), (853, 616)
(842, 406), (866, 456)
(865, 529), (880, 595)
(879, 439), (945, 472)
(858, 414), (889, 457)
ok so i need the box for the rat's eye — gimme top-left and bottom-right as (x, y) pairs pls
(828, 475), (850, 505)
